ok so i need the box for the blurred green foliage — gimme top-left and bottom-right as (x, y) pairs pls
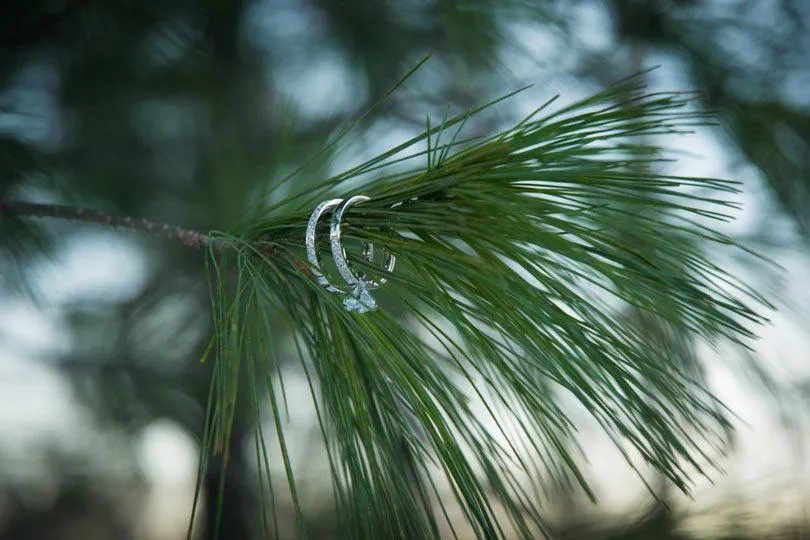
(0, 1), (808, 539)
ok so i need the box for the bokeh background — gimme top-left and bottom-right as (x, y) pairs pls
(1, 1), (810, 539)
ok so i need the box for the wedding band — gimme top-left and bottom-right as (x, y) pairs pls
(306, 198), (346, 293)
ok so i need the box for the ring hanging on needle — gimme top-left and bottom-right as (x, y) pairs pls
(329, 195), (396, 313)
(306, 198), (347, 294)
(330, 195), (396, 290)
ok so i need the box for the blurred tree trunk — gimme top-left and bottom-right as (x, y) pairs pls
(202, 424), (252, 540)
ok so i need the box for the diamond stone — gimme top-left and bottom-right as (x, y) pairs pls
(343, 283), (377, 313)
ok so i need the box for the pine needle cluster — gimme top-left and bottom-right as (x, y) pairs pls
(198, 72), (768, 539)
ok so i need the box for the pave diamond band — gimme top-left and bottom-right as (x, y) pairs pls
(306, 198), (346, 294)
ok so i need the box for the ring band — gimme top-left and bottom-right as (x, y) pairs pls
(306, 198), (346, 293)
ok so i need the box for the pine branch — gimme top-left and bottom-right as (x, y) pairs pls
(195, 74), (771, 539)
(2, 72), (770, 540)
(0, 199), (227, 252)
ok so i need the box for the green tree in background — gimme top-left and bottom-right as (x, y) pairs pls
(0, 1), (807, 539)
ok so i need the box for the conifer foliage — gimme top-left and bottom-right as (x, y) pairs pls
(197, 73), (768, 538)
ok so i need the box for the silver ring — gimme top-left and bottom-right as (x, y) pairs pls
(306, 198), (346, 293)
(330, 195), (396, 290)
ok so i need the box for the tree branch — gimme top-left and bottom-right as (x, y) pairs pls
(0, 199), (221, 251)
